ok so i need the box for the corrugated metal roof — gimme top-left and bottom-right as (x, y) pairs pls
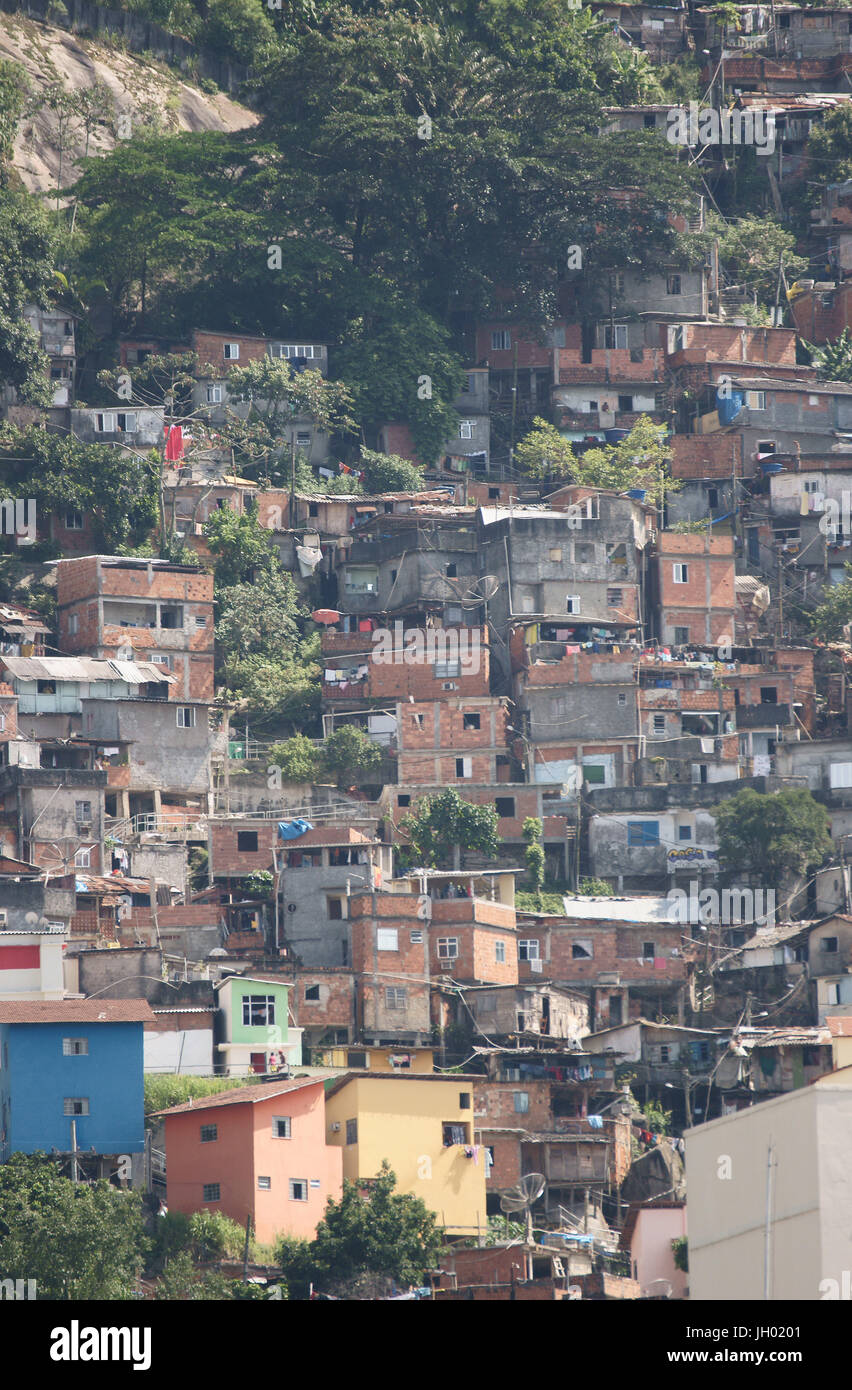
(0, 656), (175, 685)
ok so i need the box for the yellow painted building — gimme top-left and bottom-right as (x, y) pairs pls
(314, 1045), (434, 1073)
(325, 1073), (487, 1235)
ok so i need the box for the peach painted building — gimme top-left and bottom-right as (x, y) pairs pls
(154, 1077), (343, 1244)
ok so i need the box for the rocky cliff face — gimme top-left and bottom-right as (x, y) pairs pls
(0, 10), (256, 193)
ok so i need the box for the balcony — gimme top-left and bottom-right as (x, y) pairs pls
(735, 703), (792, 730)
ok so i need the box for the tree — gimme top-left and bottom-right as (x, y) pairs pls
(268, 732), (322, 782)
(804, 328), (852, 384)
(0, 1153), (147, 1299)
(321, 725), (382, 789)
(399, 788), (500, 869)
(0, 425), (158, 551)
(223, 356), (356, 480)
(810, 565), (852, 642)
(514, 418), (576, 481)
(204, 502), (280, 588)
(359, 447), (426, 494)
(522, 816), (545, 909)
(713, 788), (832, 881)
(708, 212), (807, 308)
(515, 415), (674, 502)
(214, 565), (320, 723)
(215, 567), (304, 660)
(807, 103), (852, 187)
(300, 1160), (441, 1294)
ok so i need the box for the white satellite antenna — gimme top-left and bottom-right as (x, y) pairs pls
(500, 1172), (546, 1246)
(116, 644), (132, 662)
(463, 574), (501, 645)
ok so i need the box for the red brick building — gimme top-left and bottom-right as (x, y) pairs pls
(55, 556), (215, 702)
(653, 533), (736, 648)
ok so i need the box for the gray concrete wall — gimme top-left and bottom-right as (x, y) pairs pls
(82, 698), (211, 794)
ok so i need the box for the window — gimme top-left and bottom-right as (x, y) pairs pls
(495, 940), (506, 963)
(495, 797), (515, 817)
(566, 595), (580, 614)
(200, 1124), (218, 1143)
(760, 687), (778, 705)
(202, 1184), (221, 1202)
(75, 800), (92, 824)
(617, 693), (627, 707)
(618, 395), (633, 414)
(442, 1122), (470, 1146)
(62, 1038), (88, 1055)
(327, 896), (345, 920)
(237, 830), (258, 852)
(708, 488), (719, 510)
(116, 412), (137, 433)
(514, 1091), (530, 1114)
(653, 714), (666, 736)
(604, 324), (628, 349)
(177, 706), (196, 729)
(397, 794), (411, 807)
(304, 984), (320, 1002)
(463, 712), (481, 730)
(756, 440), (776, 454)
(277, 344), (319, 359)
(63, 1098), (89, 1115)
(518, 939), (540, 961)
(456, 757), (472, 778)
(459, 421), (474, 440)
(206, 384), (223, 404)
(678, 825), (692, 841)
(642, 941), (655, 960)
(386, 987), (407, 1009)
(446, 563), (458, 578)
(607, 588), (623, 606)
(94, 412), (115, 432)
(627, 821), (660, 846)
(673, 563), (689, 584)
(666, 274), (682, 295)
(435, 660), (461, 678)
(437, 937), (459, 959)
(258, 1176), (271, 1190)
(74, 848), (91, 869)
(659, 1044), (670, 1063)
(346, 1118), (358, 1144)
(821, 936), (839, 954)
(377, 927), (399, 951)
(272, 1116), (291, 1138)
(67, 613), (79, 636)
(65, 508), (84, 530)
(643, 112), (657, 129)
(223, 342), (240, 359)
(491, 330), (511, 350)
(460, 1092), (471, 1109)
(674, 626), (690, 645)
(746, 391), (766, 411)
(410, 929), (423, 944)
(572, 940), (593, 959)
(289, 1179), (308, 1202)
(195, 616), (207, 629)
(242, 995), (275, 1027)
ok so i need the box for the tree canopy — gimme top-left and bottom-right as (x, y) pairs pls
(399, 787), (500, 868)
(713, 788), (832, 880)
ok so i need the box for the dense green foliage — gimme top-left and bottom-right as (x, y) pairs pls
(713, 788), (833, 879)
(399, 787), (500, 868)
(0, 1153), (148, 1299)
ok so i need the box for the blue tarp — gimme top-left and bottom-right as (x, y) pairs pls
(277, 818), (314, 840)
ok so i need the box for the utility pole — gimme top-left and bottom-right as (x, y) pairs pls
(777, 554), (784, 639)
(763, 1139), (776, 1301)
(70, 1119), (79, 1184)
(243, 1213), (252, 1283)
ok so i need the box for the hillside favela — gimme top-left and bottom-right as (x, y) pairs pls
(0, 0), (849, 1335)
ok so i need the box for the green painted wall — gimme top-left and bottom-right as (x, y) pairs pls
(230, 980), (290, 1047)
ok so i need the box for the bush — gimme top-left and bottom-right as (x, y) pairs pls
(144, 1074), (265, 1117)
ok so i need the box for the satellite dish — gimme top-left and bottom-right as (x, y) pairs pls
(464, 575), (500, 602)
(116, 645), (132, 661)
(500, 1173), (546, 1245)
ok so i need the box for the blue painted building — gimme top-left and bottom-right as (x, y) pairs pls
(0, 999), (154, 1164)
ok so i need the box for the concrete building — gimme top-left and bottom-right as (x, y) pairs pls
(652, 533), (736, 649)
(685, 1068), (852, 1300)
(620, 1200), (688, 1299)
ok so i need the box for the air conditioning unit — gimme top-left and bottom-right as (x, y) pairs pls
(76, 823), (92, 835)
(330, 1122), (341, 1132)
